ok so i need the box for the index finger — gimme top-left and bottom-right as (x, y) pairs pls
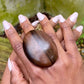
(3, 20), (34, 74)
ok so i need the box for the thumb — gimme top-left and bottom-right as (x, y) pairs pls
(8, 58), (28, 84)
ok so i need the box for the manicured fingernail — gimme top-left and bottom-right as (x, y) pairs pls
(32, 20), (39, 26)
(8, 58), (12, 71)
(76, 26), (83, 33)
(3, 20), (10, 30)
(37, 12), (45, 21)
(18, 14), (26, 23)
(52, 15), (59, 23)
(69, 12), (78, 22)
(58, 15), (65, 22)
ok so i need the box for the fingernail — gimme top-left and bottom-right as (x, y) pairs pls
(69, 12), (78, 22)
(58, 14), (65, 22)
(3, 20), (10, 30)
(18, 14), (26, 23)
(37, 12), (45, 21)
(8, 58), (12, 71)
(52, 15), (59, 23)
(32, 20), (39, 26)
(76, 26), (83, 33)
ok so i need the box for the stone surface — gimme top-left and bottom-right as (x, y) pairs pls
(23, 30), (58, 67)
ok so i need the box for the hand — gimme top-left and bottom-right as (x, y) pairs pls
(7, 13), (83, 79)
(1, 12), (83, 84)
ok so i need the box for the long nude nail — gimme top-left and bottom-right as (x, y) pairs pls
(58, 15), (65, 22)
(76, 26), (83, 33)
(32, 20), (39, 27)
(69, 12), (78, 22)
(3, 20), (10, 30)
(37, 12), (45, 21)
(52, 15), (59, 23)
(18, 14), (26, 23)
(8, 58), (12, 71)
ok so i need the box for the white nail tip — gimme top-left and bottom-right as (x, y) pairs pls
(18, 15), (26, 23)
(58, 15), (65, 22)
(70, 12), (78, 22)
(76, 26), (83, 32)
(3, 20), (10, 30)
(32, 20), (39, 26)
(8, 58), (12, 71)
(52, 16), (59, 23)
(37, 12), (45, 21)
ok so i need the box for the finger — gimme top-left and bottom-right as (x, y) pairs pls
(50, 12), (78, 42)
(37, 12), (56, 39)
(18, 15), (34, 34)
(37, 12), (67, 62)
(37, 12), (62, 47)
(3, 20), (33, 73)
(9, 51), (30, 82)
(15, 56), (30, 82)
(61, 26), (83, 50)
(73, 26), (83, 41)
(67, 12), (78, 27)
(8, 59), (28, 84)
(59, 16), (79, 54)
(32, 20), (39, 28)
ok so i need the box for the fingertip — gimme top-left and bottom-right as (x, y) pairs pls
(3, 20), (10, 30)
(69, 12), (78, 22)
(18, 14), (26, 23)
(37, 12), (45, 21)
(76, 25), (83, 33)
(32, 20), (39, 27)
(58, 14), (65, 22)
(52, 15), (59, 23)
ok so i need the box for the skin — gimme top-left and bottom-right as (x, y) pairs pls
(1, 13), (83, 84)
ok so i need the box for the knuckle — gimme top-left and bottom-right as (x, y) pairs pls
(60, 22), (69, 29)
(7, 28), (16, 38)
(71, 57), (82, 69)
(42, 20), (50, 27)
(59, 57), (71, 69)
(22, 22), (32, 29)
(60, 61), (69, 68)
(18, 73), (24, 79)
(60, 54), (71, 68)
(13, 42), (22, 51)
(68, 38), (75, 43)
(48, 33), (56, 39)
(64, 61), (70, 68)
(22, 24), (29, 28)
(33, 68), (42, 77)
